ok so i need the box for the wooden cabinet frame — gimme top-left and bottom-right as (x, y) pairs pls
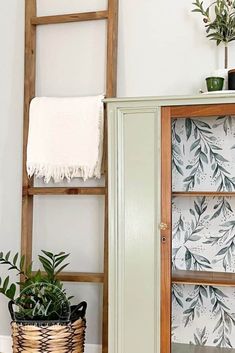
(161, 103), (235, 353)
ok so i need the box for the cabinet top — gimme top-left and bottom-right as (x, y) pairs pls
(104, 93), (235, 107)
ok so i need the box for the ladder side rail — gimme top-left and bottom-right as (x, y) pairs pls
(103, 1), (119, 352)
(21, 0), (36, 268)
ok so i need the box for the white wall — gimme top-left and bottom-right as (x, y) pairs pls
(0, 0), (24, 340)
(1, 0), (235, 346)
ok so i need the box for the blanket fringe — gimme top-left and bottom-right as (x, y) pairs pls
(27, 163), (102, 183)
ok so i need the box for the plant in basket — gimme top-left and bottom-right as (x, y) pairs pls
(0, 250), (87, 353)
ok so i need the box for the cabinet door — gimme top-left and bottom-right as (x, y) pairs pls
(162, 103), (235, 353)
(108, 105), (161, 353)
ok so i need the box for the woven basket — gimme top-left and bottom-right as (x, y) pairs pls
(10, 302), (87, 353)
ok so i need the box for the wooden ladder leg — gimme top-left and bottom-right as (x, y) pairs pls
(103, 1), (118, 352)
(21, 0), (36, 267)
(106, 0), (119, 99)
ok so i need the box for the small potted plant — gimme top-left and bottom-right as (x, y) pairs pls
(192, 0), (235, 90)
(0, 250), (87, 353)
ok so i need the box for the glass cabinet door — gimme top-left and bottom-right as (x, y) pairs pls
(161, 103), (235, 353)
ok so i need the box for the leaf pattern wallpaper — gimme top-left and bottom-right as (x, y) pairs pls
(172, 116), (235, 191)
(172, 116), (235, 348)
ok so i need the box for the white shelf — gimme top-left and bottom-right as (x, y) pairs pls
(172, 343), (235, 353)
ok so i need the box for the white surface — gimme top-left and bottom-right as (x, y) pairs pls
(0, 336), (11, 353)
(203, 90), (235, 94)
(0, 336), (101, 353)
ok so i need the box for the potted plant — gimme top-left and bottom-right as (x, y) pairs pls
(0, 250), (87, 353)
(192, 0), (235, 90)
(192, 0), (235, 68)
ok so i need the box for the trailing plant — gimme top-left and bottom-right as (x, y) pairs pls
(0, 250), (72, 321)
(192, 0), (235, 68)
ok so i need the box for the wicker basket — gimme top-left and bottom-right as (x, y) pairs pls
(10, 301), (87, 353)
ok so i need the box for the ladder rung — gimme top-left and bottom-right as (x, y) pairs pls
(31, 11), (109, 25)
(32, 271), (104, 283)
(25, 187), (106, 196)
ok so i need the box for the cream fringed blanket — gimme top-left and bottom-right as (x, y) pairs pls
(27, 95), (104, 183)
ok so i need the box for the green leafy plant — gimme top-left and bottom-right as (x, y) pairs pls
(192, 0), (235, 68)
(0, 250), (72, 321)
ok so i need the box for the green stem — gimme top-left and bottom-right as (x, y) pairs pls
(225, 43), (228, 69)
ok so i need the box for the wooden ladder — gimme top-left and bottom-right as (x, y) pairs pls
(21, 1), (118, 352)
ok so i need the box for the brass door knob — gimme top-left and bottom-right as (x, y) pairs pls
(160, 223), (168, 231)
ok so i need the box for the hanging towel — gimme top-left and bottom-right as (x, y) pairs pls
(27, 95), (104, 183)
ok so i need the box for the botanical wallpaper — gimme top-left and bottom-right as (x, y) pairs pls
(172, 116), (235, 348)
(172, 116), (235, 191)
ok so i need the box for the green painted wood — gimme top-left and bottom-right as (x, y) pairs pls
(104, 93), (235, 105)
(108, 106), (161, 353)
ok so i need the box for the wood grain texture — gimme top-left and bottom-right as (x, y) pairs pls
(31, 11), (108, 25)
(21, 0), (36, 268)
(106, 0), (118, 98)
(171, 103), (235, 118)
(161, 107), (172, 353)
(32, 271), (104, 283)
(26, 187), (106, 196)
(173, 191), (235, 197)
(22, 3), (118, 353)
(103, 2), (118, 351)
(172, 269), (235, 287)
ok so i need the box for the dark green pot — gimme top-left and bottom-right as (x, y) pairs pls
(206, 77), (224, 92)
